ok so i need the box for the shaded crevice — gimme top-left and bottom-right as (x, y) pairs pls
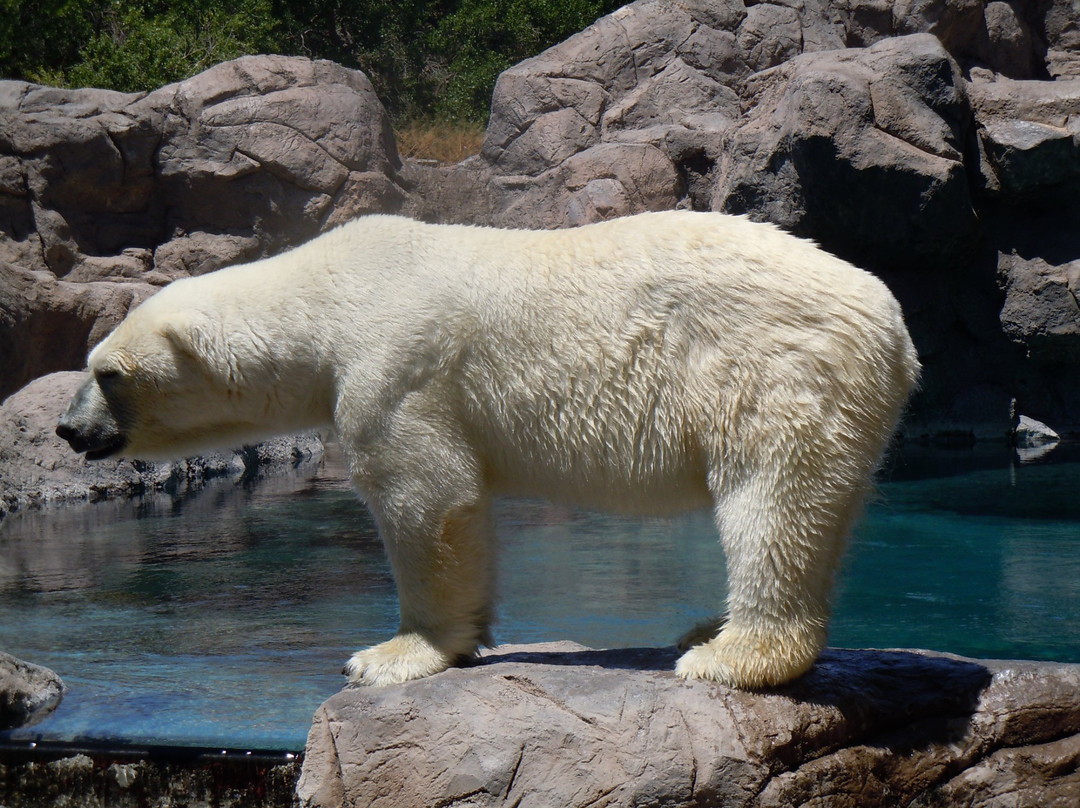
(674, 148), (716, 211)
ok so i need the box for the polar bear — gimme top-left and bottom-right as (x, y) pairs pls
(56, 211), (919, 689)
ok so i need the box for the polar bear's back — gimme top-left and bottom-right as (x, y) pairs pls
(390, 211), (920, 512)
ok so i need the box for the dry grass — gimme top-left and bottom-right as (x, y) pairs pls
(395, 120), (486, 165)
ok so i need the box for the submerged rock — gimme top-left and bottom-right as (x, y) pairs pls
(0, 652), (64, 729)
(1014, 414), (1062, 448)
(297, 641), (1080, 807)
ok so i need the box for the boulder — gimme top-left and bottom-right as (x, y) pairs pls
(715, 34), (978, 271)
(0, 652), (64, 729)
(969, 74), (1080, 196)
(0, 262), (156, 401)
(998, 254), (1080, 364)
(1043, 0), (1080, 79)
(0, 55), (406, 402)
(465, 0), (1080, 234)
(297, 642), (1080, 808)
(1014, 414), (1061, 449)
(0, 371), (324, 517)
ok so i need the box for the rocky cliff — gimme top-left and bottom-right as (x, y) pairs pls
(2, 1), (1079, 474)
(407, 0), (1080, 442)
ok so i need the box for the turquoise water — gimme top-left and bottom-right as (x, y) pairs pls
(0, 445), (1077, 751)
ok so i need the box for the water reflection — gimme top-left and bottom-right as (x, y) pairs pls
(0, 445), (1077, 749)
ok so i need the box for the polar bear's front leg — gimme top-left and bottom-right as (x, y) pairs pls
(344, 632), (457, 686)
(345, 494), (497, 686)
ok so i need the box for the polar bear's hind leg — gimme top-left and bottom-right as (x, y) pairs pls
(676, 379), (889, 688)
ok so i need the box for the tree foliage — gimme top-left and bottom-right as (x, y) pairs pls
(0, 0), (622, 121)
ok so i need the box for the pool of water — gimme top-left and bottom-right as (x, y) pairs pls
(1, 444), (1077, 751)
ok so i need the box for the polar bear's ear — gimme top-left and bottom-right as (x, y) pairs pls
(162, 316), (218, 367)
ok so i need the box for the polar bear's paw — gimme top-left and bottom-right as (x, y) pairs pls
(675, 614), (728, 652)
(343, 633), (457, 686)
(674, 621), (825, 690)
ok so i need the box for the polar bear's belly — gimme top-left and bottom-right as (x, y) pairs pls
(467, 398), (714, 514)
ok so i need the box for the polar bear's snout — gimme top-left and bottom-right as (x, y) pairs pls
(56, 375), (128, 460)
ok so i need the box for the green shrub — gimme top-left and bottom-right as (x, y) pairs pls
(68, 0), (282, 92)
(0, 0), (623, 121)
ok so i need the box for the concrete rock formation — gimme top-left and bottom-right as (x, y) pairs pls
(3, 1), (1080, 455)
(0, 652), (64, 730)
(0, 55), (404, 403)
(412, 0), (1080, 442)
(297, 642), (1080, 808)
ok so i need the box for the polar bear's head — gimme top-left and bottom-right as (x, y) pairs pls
(56, 281), (288, 461)
(57, 299), (220, 460)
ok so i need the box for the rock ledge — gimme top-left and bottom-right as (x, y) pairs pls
(298, 641), (1080, 807)
(0, 653), (64, 730)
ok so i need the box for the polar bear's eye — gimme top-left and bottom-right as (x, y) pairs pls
(96, 368), (121, 383)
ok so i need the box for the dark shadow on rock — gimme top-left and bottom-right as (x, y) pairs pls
(473, 645), (992, 705)
(786, 648), (994, 749)
(471, 644), (682, 672)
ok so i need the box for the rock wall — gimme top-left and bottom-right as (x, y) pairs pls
(297, 642), (1080, 808)
(2, 1), (1079, 486)
(0, 55), (404, 403)
(405, 0), (1080, 441)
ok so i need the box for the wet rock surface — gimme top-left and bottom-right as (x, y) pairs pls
(0, 653), (64, 730)
(0, 371), (324, 518)
(298, 641), (1080, 808)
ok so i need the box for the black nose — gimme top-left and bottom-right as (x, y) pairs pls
(56, 421), (77, 442)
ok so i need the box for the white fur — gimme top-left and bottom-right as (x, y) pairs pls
(75, 211), (919, 689)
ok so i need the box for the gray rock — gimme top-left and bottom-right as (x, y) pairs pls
(1043, 0), (1080, 79)
(0, 261), (156, 401)
(1014, 414), (1061, 448)
(0, 652), (64, 729)
(0, 55), (406, 401)
(297, 641), (1080, 808)
(999, 254), (1080, 364)
(0, 371), (324, 518)
(969, 74), (1080, 196)
(715, 34), (978, 271)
